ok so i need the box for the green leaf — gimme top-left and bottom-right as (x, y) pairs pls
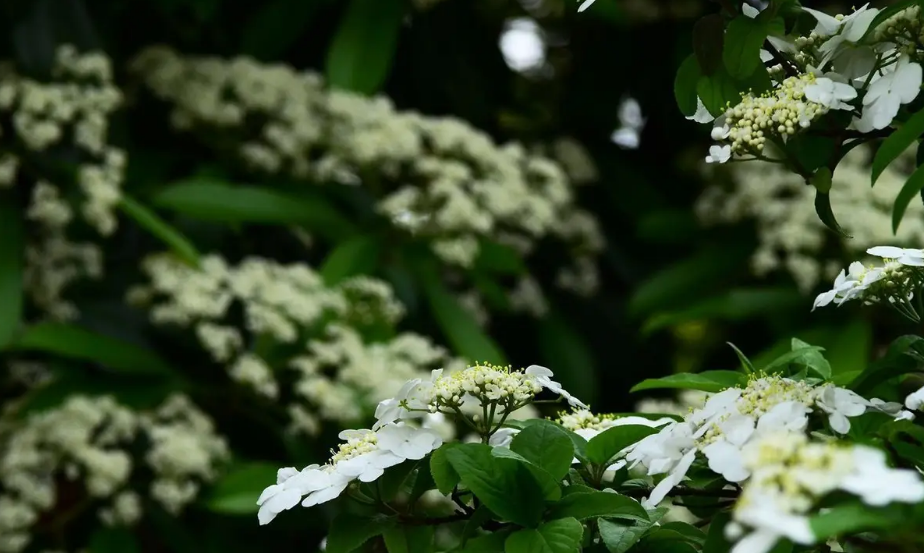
(815, 190), (851, 238)
(0, 197), (23, 349)
(598, 519), (650, 553)
(240, 0), (328, 60)
(723, 16), (769, 79)
(872, 107), (924, 187)
(789, 135), (837, 173)
(460, 505), (496, 546)
(151, 179), (356, 240)
(490, 447), (562, 502)
(118, 194), (200, 266)
(674, 55), (703, 116)
(546, 490), (649, 523)
(893, 163), (924, 233)
(703, 512), (732, 553)
(383, 526), (434, 553)
(630, 371), (745, 394)
(537, 312), (598, 406)
(203, 462), (279, 514)
(475, 241), (527, 275)
(809, 502), (904, 539)
(826, 320), (872, 376)
(88, 527), (141, 553)
(10, 323), (175, 376)
(327, 513), (396, 553)
(586, 425), (661, 467)
(788, 338), (831, 379)
(697, 68), (740, 117)
(430, 445), (461, 495)
(727, 342), (756, 374)
(851, 335), (924, 394)
(654, 522), (707, 544)
(692, 14), (725, 76)
(510, 420), (575, 481)
(455, 532), (508, 553)
(378, 460), (420, 503)
(420, 271), (506, 364)
(325, 0), (405, 95)
(641, 287), (802, 334)
(320, 235), (381, 285)
(409, 463), (436, 505)
(504, 518), (584, 553)
(446, 443), (546, 527)
(762, 345), (826, 374)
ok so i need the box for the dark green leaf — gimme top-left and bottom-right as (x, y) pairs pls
(10, 323), (175, 376)
(460, 505), (495, 546)
(455, 532), (508, 553)
(851, 335), (924, 394)
(598, 519), (650, 553)
(893, 163), (924, 233)
(826, 320), (872, 376)
(327, 513), (396, 553)
(653, 523), (706, 544)
(809, 502), (904, 539)
(504, 518), (584, 553)
(697, 68), (740, 117)
(325, 0), (405, 94)
(815, 190), (851, 238)
(586, 425), (661, 467)
(537, 311), (598, 405)
(446, 443), (546, 527)
(675, 55), (703, 116)
(546, 490), (649, 523)
(203, 462), (279, 514)
(0, 197), (23, 349)
(378, 460), (419, 503)
(151, 179), (356, 240)
(872, 107), (924, 187)
(383, 525), (434, 553)
(118, 194), (199, 266)
(727, 342), (756, 374)
(490, 447), (562, 502)
(787, 339), (831, 379)
(409, 463), (436, 505)
(692, 15), (725, 76)
(240, 0), (328, 60)
(642, 287), (802, 334)
(789, 135), (837, 173)
(630, 371), (745, 394)
(762, 345), (826, 374)
(723, 16), (769, 78)
(88, 527), (141, 553)
(430, 445), (461, 495)
(510, 420), (575, 481)
(320, 235), (381, 285)
(703, 512), (732, 553)
(475, 241), (527, 275)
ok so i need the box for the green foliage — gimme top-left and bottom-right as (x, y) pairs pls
(118, 194), (200, 266)
(327, 513), (396, 553)
(585, 425), (660, 467)
(320, 234), (382, 285)
(692, 15), (724, 76)
(814, 189), (851, 238)
(325, 0), (406, 94)
(893, 164), (924, 233)
(88, 527), (141, 553)
(383, 526), (435, 553)
(510, 421), (575, 481)
(546, 490), (649, 523)
(630, 371), (746, 393)
(872, 107), (924, 187)
(504, 518), (584, 553)
(721, 16), (770, 79)
(204, 462), (280, 514)
(674, 54), (702, 116)
(0, 197), (23, 349)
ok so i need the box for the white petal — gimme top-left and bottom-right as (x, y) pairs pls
(828, 412), (851, 434)
(868, 245), (905, 258)
(803, 7), (843, 35)
(742, 3), (760, 18)
(577, 0), (596, 12)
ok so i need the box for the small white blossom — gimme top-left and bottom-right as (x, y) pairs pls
(525, 365), (587, 408)
(803, 78), (857, 109)
(905, 385), (924, 411)
(705, 145), (731, 164)
(854, 56), (923, 132)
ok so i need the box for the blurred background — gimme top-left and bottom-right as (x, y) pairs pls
(0, 0), (915, 551)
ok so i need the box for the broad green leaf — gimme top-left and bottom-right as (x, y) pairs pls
(789, 135), (837, 173)
(383, 526), (434, 553)
(809, 502), (904, 539)
(378, 460), (419, 503)
(586, 425), (660, 467)
(537, 312), (597, 405)
(0, 197), (23, 349)
(430, 445), (461, 495)
(510, 421), (575, 481)
(826, 320), (872, 376)
(151, 179), (356, 240)
(703, 512), (732, 553)
(460, 505), (495, 546)
(325, 0), (405, 95)
(320, 235), (381, 285)
(88, 527), (141, 553)
(727, 342), (756, 374)
(327, 513), (396, 553)
(504, 518), (584, 553)
(630, 371), (746, 394)
(446, 443), (546, 527)
(762, 345), (826, 374)
(789, 338), (831, 379)
(872, 108), (924, 187)
(420, 271), (506, 364)
(893, 163), (924, 233)
(409, 464), (436, 504)
(696, 68), (740, 117)
(11, 323), (175, 376)
(692, 14), (725, 76)
(723, 16), (769, 78)
(653, 522), (707, 544)
(642, 287), (802, 334)
(546, 490), (649, 523)
(675, 55), (703, 116)
(240, 0), (328, 60)
(598, 519), (650, 553)
(490, 447), (562, 501)
(203, 462), (280, 514)
(851, 335), (924, 394)
(118, 194), (199, 266)
(815, 189), (851, 237)
(475, 240), (527, 275)
(455, 532), (508, 553)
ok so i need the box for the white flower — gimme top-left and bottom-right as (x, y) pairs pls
(373, 370), (441, 429)
(577, 0), (596, 12)
(705, 145), (731, 164)
(703, 414), (755, 482)
(257, 467), (306, 525)
(804, 4), (879, 47)
(258, 465), (348, 524)
(375, 423), (443, 460)
(905, 385), (924, 411)
(489, 427), (520, 448)
(804, 78), (857, 110)
(524, 365), (587, 408)
(686, 97), (716, 124)
(867, 246), (924, 267)
(741, 3), (761, 18)
(625, 421), (696, 476)
(854, 56), (923, 132)
(730, 501), (816, 553)
(814, 385), (868, 434)
(838, 446), (924, 505)
(643, 449), (697, 508)
(711, 123), (731, 141)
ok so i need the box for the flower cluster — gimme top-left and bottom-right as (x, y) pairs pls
(0, 45), (125, 320)
(0, 394), (227, 553)
(697, 144), (924, 292)
(129, 46), (603, 297)
(813, 246), (924, 320)
(257, 423), (443, 525)
(729, 431), (924, 553)
(129, 253), (462, 434)
(624, 373), (905, 507)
